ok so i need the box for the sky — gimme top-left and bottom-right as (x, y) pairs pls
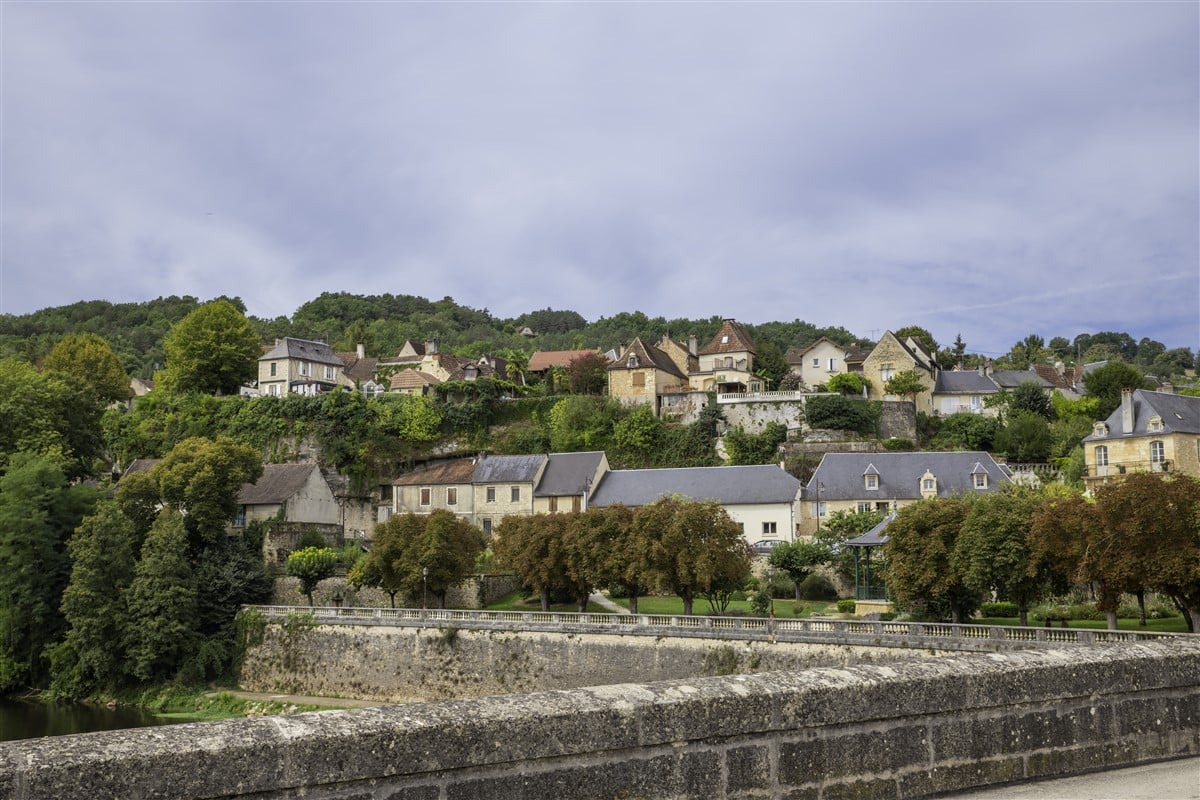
(1, 2), (1197, 358)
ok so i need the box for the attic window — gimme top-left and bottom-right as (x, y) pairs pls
(628, 355), (638, 368)
(1148, 415), (1164, 433)
(865, 474), (878, 490)
(1093, 422), (1109, 437)
(922, 478), (935, 491)
(721, 335), (729, 344)
(974, 473), (988, 489)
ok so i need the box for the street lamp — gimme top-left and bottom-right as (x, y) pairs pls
(815, 482), (824, 532)
(422, 566), (428, 611)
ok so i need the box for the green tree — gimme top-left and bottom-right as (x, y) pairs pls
(0, 454), (98, 692)
(641, 498), (751, 616)
(884, 370), (926, 406)
(566, 352), (610, 395)
(753, 341), (790, 388)
(287, 547), (340, 606)
(769, 539), (831, 600)
(151, 437), (262, 544)
(723, 422), (787, 466)
(547, 396), (619, 452)
(826, 373), (868, 396)
(503, 349), (530, 386)
(882, 497), (979, 623)
(43, 332), (131, 404)
(0, 359), (104, 479)
(612, 405), (665, 468)
(414, 510), (485, 608)
(493, 514), (572, 611)
(953, 486), (1056, 626)
(55, 501), (137, 695)
(160, 299), (260, 395)
(929, 412), (1000, 451)
(1082, 361), (1146, 419)
(352, 513), (424, 607)
(893, 326), (938, 354)
(816, 508), (888, 586)
(570, 505), (643, 611)
(1009, 381), (1052, 419)
(995, 411), (1052, 462)
(124, 507), (198, 681)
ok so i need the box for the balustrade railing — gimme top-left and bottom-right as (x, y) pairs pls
(246, 605), (1182, 649)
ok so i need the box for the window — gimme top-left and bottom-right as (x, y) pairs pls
(974, 474), (988, 489)
(482, 518), (492, 536)
(324, 365), (333, 380)
(233, 506), (246, 528)
(970, 395), (982, 411)
(299, 361), (310, 376)
(922, 478), (935, 491)
(1148, 416), (1164, 433)
(446, 487), (457, 506)
(511, 486), (520, 503)
(631, 372), (645, 387)
(865, 474), (878, 490)
(486, 487), (496, 503)
(857, 501), (871, 513)
(880, 364), (895, 382)
(828, 357), (836, 371)
(814, 501), (826, 518)
(812, 358), (820, 368)
(628, 355), (638, 368)
(269, 384), (281, 397)
(1150, 440), (1165, 464)
(762, 521), (777, 535)
(549, 497), (558, 512)
(1095, 446), (1108, 467)
(270, 362), (277, 377)
(724, 356), (733, 369)
(420, 488), (431, 506)
(721, 334), (729, 344)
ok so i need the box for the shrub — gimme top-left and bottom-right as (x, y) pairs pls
(836, 599), (856, 614)
(797, 574), (838, 601)
(749, 590), (771, 616)
(980, 601), (1019, 618)
(883, 438), (915, 451)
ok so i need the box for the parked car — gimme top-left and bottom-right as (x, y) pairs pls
(750, 539), (784, 556)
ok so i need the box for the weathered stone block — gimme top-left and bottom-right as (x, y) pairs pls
(725, 744), (772, 791)
(898, 758), (1024, 797)
(777, 725), (927, 783)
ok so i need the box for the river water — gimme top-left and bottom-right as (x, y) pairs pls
(0, 697), (184, 742)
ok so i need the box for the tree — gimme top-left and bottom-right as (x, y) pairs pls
(723, 422), (787, 466)
(160, 299), (260, 395)
(503, 349), (530, 386)
(753, 341), (790, 389)
(769, 540), (831, 600)
(612, 405), (665, 468)
(1081, 361), (1146, 419)
(0, 453), (99, 692)
(929, 412), (1000, 451)
(287, 547), (340, 606)
(151, 437), (262, 545)
(43, 332), (131, 404)
(884, 370), (926, 406)
(548, 396), (619, 452)
(124, 507), (198, 681)
(352, 513), (424, 607)
(566, 352), (610, 395)
(570, 505), (644, 611)
(882, 497), (979, 623)
(641, 498), (751, 616)
(893, 326), (937, 354)
(0, 358), (104, 479)
(1009, 381), (1052, 419)
(55, 501), (138, 695)
(816, 508), (888, 586)
(995, 411), (1052, 462)
(826, 373), (868, 396)
(414, 510), (485, 608)
(1004, 335), (1045, 369)
(493, 514), (572, 611)
(953, 486), (1056, 626)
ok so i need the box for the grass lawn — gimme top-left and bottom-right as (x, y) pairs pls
(486, 590), (611, 614)
(610, 595), (839, 619)
(974, 616), (1189, 634)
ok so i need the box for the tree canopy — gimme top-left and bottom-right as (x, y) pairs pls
(161, 299), (260, 395)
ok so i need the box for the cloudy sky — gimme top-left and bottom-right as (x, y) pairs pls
(2, 2), (1196, 357)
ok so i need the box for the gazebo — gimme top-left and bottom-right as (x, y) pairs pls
(844, 514), (894, 613)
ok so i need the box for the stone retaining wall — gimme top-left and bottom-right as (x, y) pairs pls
(4, 640), (1198, 799)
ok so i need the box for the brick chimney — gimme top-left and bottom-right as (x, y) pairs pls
(1121, 388), (1135, 434)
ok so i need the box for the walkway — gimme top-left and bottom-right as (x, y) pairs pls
(946, 756), (1200, 799)
(587, 592), (629, 614)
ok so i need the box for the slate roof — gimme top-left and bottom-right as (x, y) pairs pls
(238, 463), (321, 505)
(989, 370), (1054, 390)
(1083, 390), (1200, 441)
(472, 454), (548, 484)
(528, 350), (599, 372)
(934, 371), (1000, 394)
(699, 319), (757, 356)
(336, 352), (378, 384)
(844, 513), (895, 547)
(393, 459), (477, 487)
(807, 452), (1010, 500)
(535, 451), (606, 497)
(589, 465), (802, 508)
(843, 346), (870, 365)
(259, 338), (343, 366)
(608, 337), (687, 380)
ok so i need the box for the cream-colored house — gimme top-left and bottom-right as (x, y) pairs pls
(391, 455), (548, 537)
(800, 451), (1010, 536)
(1082, 389), (1200, 492)
(258, 338), (353, 397)
(588, 464), (803, 545)
(689, 319), (762, 395)
(786, 337), (855, 389)
(607, 337), (691, 411)
(862, 331), (937, 412)
(532, 451), (609, 515)
(232, 463), (341, 529)
(392, 459), (478, 522)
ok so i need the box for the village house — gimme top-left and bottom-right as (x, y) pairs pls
(1081, 388), (1200, 492)
(689, 319), (762, 395)
(532, 451), (609, 515)
(861, 331), (938, 412)
(785, 337), (858, 389)
(391, 454), (548, 536)
(607, 337), (691, 411)
(258, 337), (354, 397)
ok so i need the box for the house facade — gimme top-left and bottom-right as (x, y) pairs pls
(689, 319), (761, 395)
(800, 451), (1011, 536)
(588, 464), (803, 545)
(862, 332), (937, 412)
(470, 455), (547, 537)
(392, 459), (479, 522)
(258, 338), (353, 397)
(607, 337), (691, 410)
(786, 337), (855, 389)
(532, 451), (609, 515)
(1082, 389), (1200, 491)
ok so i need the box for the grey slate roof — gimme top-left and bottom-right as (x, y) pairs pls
(807, 452), (1009, 500)
(260, 337), (343, 366)
(238, 463), (320, 505)
(589, 465), (802, 508)
(1084, 390), (1200, 441)
(472, 454), (547, 484)
(535, 451), (606, 497)
(934, 371), (999, 394)
(845, 513), (895, 547)
(989, 370), (1053, 390)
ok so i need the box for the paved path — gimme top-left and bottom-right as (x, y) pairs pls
(588, 592), (629, 614)
(946, 756), (1200, 799)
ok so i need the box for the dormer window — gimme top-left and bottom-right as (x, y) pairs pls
(1148, 415), (1164, 433)
(628, 355), (638, 368)
(863, 464), (880, 491)
(974, 473), (988, 489)
(1093, 422), (1109, 437)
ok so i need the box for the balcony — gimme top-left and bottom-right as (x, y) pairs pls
(1082, 460), (1171, 479)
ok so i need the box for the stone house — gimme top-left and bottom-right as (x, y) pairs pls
(392, 459), (478, 523)
(383, 340), (507, 394)
(800, 451), (1011, 536)
(785, 337), (857, 389)
(527, 350), (604, 382)
(689, 319), (762, 395)
(532, 451), (609, 515)
(232, 462), (342, 530)
(862, 331), (938, 413)
(391, 454), (548, 537)
(607, 337), (691, 411)
(588, 464), (803, 545)
(1081, 389), (1200, 492)
(258, 337), (353, 397)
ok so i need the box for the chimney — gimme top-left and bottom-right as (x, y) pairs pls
(425, 339), (438, 355)
(1054, 360), (1065, 377)
(688, 335), (698, 356)
(1121, 388), (1135, 433)
(356, 343), (365, 359)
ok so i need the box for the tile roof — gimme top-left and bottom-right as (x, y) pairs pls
(535, 451), (606, 497)
(336, 352), (378, 384)
(608, 338), (687, 380)
(238, 463), (321, 505)
(699, 319), (757, 356)
(807, 452), (1010, 500)
(259, 337), (343, 366)
(528, 350), (600, 372)
(393, 459), (477, 486)
(389, 370), (440, 391)
(589, 465), (802, 507)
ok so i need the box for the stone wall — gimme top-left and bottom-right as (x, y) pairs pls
(238, 624), (937, 702)
(271, 573), (521, 609)
(5, 640), (1198, 800)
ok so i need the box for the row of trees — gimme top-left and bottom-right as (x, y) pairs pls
(492, 499), (751, 616)
(881, 475), (1200, 630)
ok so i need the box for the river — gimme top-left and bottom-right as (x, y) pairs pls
(0, 697), (185, 742)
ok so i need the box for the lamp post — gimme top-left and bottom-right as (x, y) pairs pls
(815, 482), (824, 532)
(422, 566), (428, 611)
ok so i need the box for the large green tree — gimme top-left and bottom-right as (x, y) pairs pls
(769, 539), (831, 600)
(151, 437), (262, 544)
(0, 359), (104, 479)
(124, 507), (198, 682)
(414, 510), (486, 608)
(493, 514), (572, 611)
(641, 498), (751, 616)
(1082, 361), (1146, 419)
(882, 497), (978, 623)
(351, 513), (425, 607)
(884, 370), (926, 406)
(43, 332), (131, 404)
(161, 299), (260, 395)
